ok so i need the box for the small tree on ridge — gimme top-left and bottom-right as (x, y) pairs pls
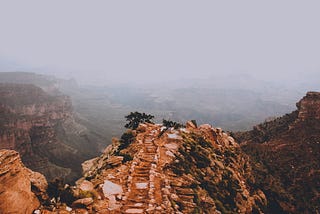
(124, 111), (154, 129)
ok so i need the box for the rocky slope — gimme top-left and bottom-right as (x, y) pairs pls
(0, 83), (103, 182)
(0, 149), (47, 213)
(234, 92), (320, 213)
(46, 122), (267, 213)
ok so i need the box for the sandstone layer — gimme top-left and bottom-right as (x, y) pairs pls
(0, 83), (102, 182)
(0, 149), (47, 213)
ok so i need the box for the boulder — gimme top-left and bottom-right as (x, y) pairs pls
(72, 197), (94, 207)
(0, 150), (42, 213)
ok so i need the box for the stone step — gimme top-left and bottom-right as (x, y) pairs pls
(137, 182), (149, 188)
(141, 156), (156, 160)
(135, 165), (151, 169)
(130, 187), (148, 192)
(145, 153), (156, 155)
(127, 202), (145, 207)
(139, 158), (155, 162)
(135, 166), (150, 170)
(176, 188), (195, 195)
(132, 173), (150, 178)
(126, 198), (148, 203)
(182, 201), (197, 208)
(179, 195), (194, 202)
(124, 208), (145, 213)
(123, 203), (147, 209)
(138, 162), (152, 166)
(133, 170), (150, 175)
(144, 147), (156, 150)
(127, 195), (148, 200)
(134, 171), (151, 175)
(132, 173), (150, 177)
(133, 168), (150, 173)
(140, 157), (155, 161)
(145, 150), (157, 154)
(141, 154), (156, 157)
(132, 179), (149, 184)
(143, 154), (156, 157)
(134, 166), (150, 170)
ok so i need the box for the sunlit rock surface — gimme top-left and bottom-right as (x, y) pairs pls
(69, 122), (266, 213)
(0, 149), (47, 213)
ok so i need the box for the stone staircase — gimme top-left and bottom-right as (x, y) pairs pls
(122, 134), (158, 214)
(176, 187), (197, 210)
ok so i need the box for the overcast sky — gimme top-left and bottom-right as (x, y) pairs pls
(0, 1), (320, 85)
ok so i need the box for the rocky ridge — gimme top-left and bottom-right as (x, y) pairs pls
(52, 122), (267, 213)
(296, 91), (320, 121)
(234, 91), (320, 213)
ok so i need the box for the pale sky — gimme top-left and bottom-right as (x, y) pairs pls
(0, 0), (320, 85)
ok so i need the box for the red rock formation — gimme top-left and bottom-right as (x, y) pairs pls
(60, 122), (267, 213)
(296, 91), (320, 121)
(0, 84), (100, 182)
(235, 91), (320, 213)
(0, 149), (47, 213)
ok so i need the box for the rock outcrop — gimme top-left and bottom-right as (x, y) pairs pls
(296, 91), (320, 121)
(0, 83), (102, 182)
(53, 122), (267, 213)
(0, 149), (47, 213)
(234, 92), (320, 213)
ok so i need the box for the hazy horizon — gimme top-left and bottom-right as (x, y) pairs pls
(1, 1), (320, 87)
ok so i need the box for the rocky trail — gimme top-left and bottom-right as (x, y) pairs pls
(45, 123), (267, 213)
(122, 131), (163, 214)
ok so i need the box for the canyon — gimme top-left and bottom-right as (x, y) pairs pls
(235, 92), (320, 213)
(0, 76), (318, 213)
(0, 83), (104, 182)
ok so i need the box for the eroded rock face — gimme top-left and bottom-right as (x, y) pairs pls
(235, 92), (320, 213)
(0, 84), (101, 182)
(69, 123), (266, 213)
(296, 91), (320, 121)
(0, 149), (47, 213)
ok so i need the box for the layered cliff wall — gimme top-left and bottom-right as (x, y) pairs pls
(0, 83), (101, 182)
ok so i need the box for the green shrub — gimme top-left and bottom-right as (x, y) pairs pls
(116, 131), (135, 152)
(124, 111), (154, 129)
(163, 119), (185, 129)
(120, 153), (133, 163)
(78, 190), (95, 199)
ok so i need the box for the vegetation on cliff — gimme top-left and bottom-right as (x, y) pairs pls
(235, 92), (320, 213)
